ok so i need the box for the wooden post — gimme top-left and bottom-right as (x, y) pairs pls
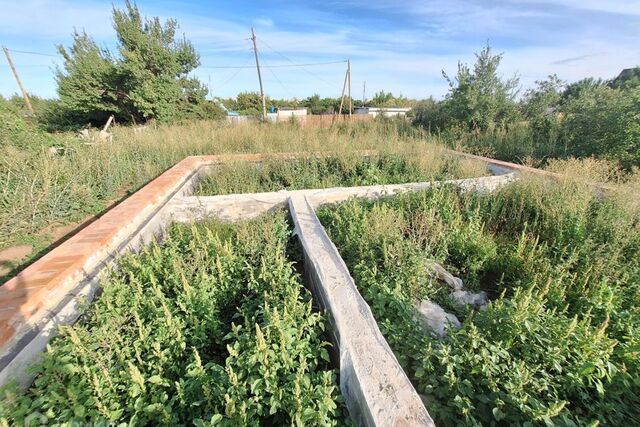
(347, 59), (352, 118)
(362, 80), (366, 105)
(2, 46), (35, 116)
(250, 28), (267, 121)
(337, 63), (349, 117)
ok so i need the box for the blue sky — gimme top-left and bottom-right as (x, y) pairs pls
(1, 0), (639, 100)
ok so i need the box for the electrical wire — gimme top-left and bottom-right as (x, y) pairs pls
(6, 49), (59, 58)
(257, 38), (342, 91)
(200, 59), (347, 69)
(262, 58), (297, 100)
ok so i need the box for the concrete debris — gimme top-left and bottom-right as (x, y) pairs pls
(76, 129), (90, 140)
(451, 290), (489, 309)
(97, 130), (112, 143)
(427, 261), (463, 290)
(76, 128), (112, 143)
(426, 261), (490, 310)
(415, 300), (461, 337)
(48, 146), (64, 156)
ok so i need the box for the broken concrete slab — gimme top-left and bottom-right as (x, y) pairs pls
(426, 261), (464, 291)
(451, 290), (490, 309)
(415, 300), (461, 337)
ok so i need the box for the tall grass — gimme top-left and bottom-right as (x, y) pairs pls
(318, 160), (640, 425)
(195, 152), (486, 195)
(0, 120), (483, 256)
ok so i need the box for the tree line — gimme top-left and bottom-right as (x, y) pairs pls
(412, 44), (640, 169)
(2, 2), (638, 168)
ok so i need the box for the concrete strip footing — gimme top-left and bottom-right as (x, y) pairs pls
(170, 173), (517, 224)
(289, 195), (434, 426)
(0, 150), (546, 422)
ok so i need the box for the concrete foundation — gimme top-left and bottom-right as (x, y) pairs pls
(0, 150), (542, 425)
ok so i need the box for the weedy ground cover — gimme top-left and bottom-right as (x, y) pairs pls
(195, 152), (485, 196)
(318, 161), (640, 426)
(0, 212), (350, 426)
(1, 120), (486, 283)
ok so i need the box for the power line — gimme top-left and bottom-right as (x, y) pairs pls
(216, 51), (255, 86)
(263, 58), (297, 100)
(6, 49), (59, 58)
(200, 59), (347, 69)
(257, 38), (342, 92)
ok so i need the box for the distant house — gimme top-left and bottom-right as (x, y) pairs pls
(354, 107), (412, 118)
(611, 67), (640, 89)
(266, 107), (308, 122)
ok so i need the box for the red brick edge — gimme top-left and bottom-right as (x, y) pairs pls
(0, 149), (551, 351)
(0, 152), (371, 351)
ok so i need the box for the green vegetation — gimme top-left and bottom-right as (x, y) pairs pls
(195, 152), (486, 195)
(54, 1), (222, 127)
(413, 45), (640, 168)
(318, 162), (640, 425)
(0, 119), (485, 283)
(0, 212), (349, 426)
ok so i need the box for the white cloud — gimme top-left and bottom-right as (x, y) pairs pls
(1, 0), (639, 99)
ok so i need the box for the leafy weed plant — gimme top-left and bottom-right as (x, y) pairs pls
(0, 212), (349, 426)
(318, 171), (639, 426)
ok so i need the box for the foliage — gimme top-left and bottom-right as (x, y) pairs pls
(55, 1), (220, 126)
(0, 121), (486, 281)
(560, 77), (606, 105)
(0, 213), (347, 425)
(303, 94), (340, 115)
(368, 91), (412, 108)
(0, 96), (58, 149)
(318, 174), (640, 425)
(562, 85), (640, 168)
(411, 98), (450, 132)
(440, 43), (520, 131)
(195, 152), (484, 195)
(228, 92), (266, 116)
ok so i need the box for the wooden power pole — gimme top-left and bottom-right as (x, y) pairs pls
(250, 28), (267, 121)
(338, 61), (350, 117)
(2, 46), (35, 116)
(362, 81), (366, 105)
(347, 59), (352, 117)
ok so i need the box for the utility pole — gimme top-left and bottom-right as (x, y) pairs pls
(250, 28), (267, 121)
(2, 46), (35, 116)
(347, 59), (352, 117)
(362, 81), (366, 105)
(337, 61), (349, 117)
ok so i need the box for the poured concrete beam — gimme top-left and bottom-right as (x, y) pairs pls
(289, 195), (435, 427)
(171, 173), (517, 223)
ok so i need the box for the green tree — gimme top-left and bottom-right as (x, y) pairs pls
(411, 97), (449, 131)
(562, 85), (640, 168)
(560, 77), (605, 105)
(56, 1), (217, 126)
(303, 94), (339, 115)
(442, 43), (520, 130)
(232, 92), (268, 116)
(521, 74), (565, 152)
(368, 91), (404, 107)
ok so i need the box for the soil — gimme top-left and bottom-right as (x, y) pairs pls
(0, 245), (33, 276)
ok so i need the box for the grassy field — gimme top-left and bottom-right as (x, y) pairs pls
(195, 152), (486, 195)
(0, 212), (351, 426)
(317, 160), (640, 425)
(0, 120), (485, 282)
